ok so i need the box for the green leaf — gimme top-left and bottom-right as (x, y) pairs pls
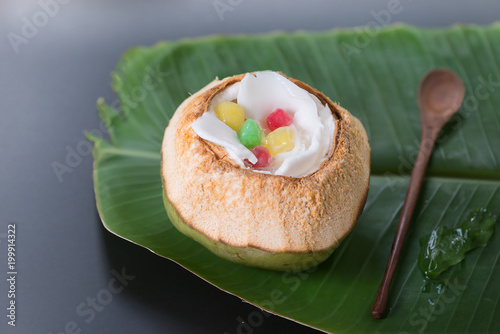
(90, 24), (500, 333)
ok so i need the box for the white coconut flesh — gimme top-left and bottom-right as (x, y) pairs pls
(191, 71), (336, 177)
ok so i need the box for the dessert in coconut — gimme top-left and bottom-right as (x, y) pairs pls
(161, 71), (370, 271)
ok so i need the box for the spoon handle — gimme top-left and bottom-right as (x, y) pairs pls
(371, 126), (439, 319)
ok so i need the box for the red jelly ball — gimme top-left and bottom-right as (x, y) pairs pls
(266, 108), (293, 131)
(245, 146), (272, 169)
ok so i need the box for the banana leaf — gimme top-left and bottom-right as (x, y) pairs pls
(89, 24), (500, 333)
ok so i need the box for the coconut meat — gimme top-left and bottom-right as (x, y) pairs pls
(191, 71), (335, 177)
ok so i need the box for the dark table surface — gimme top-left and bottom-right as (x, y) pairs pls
(1, 1), (499, 333)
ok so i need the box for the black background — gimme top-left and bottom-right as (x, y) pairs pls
(1, 1), (499, 333)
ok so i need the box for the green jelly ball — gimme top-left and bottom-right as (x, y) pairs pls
(238, 119), (262, 149)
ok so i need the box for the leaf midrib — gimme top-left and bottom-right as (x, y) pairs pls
(98, 146), (500, 186)
(371, 169), (500, 185)
(98, 146), (161, 160)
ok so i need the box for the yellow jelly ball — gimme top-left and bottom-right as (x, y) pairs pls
(215, 101), (245, 131)
(264, 126), (294, 156)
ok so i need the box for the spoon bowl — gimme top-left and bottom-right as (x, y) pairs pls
(419, 68), (466, 124)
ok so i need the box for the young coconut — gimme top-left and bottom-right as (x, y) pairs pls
(161, 71), (370, 271)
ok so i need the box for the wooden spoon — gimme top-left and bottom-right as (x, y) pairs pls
(371, 68), (465, 319)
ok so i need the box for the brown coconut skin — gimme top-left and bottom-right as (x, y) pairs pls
(161, 72), (370, 270)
